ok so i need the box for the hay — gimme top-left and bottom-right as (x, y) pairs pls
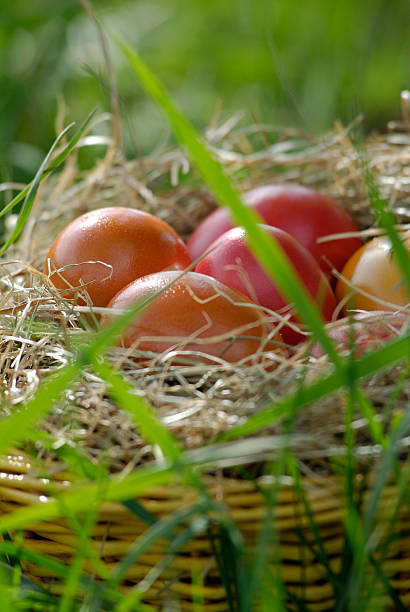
(0, 113), (409, 474)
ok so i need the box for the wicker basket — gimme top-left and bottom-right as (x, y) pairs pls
(0, 450), (409, 611)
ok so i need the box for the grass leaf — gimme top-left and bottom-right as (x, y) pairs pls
(110, 499), (214, 587)
(0, 108), (97, 221)
(360, 150), (410, 292)
(220, 334), (409, 441)
(0, 123), (74, 255)
(114, 32), (343, 367)
(0, 363), (80, 457)
(57, 505), (98, 612)
(0, 465), (175, 534)
(91, 359), (182, 463)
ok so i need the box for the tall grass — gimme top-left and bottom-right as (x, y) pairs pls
(0, 34), (408, 612)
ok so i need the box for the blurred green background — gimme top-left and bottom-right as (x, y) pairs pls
(1, 0), (409, 186)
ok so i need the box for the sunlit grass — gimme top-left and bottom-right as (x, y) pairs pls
(0, 109), (97, 230)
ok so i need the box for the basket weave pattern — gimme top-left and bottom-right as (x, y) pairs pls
(0, 452), (409, 611)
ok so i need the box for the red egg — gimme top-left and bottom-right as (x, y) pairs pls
(187, 184), (361, 276)
(310, 311), (408, 358)
(195, 225), (337, 345)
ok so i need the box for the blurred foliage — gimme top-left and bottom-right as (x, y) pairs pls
(0, 0), (409, 185)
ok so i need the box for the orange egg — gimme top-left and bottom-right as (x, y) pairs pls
(45, 207), (191, 307)
(336, 231), (410, 311)
(102, 271), (287, 366)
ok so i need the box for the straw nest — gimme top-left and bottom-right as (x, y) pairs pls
(0, 111), (409, 474)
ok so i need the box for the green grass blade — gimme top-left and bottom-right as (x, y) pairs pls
(121, 500), (158, 527)
(206, 527), (237, 612)
(0, 541), (120, 607)
(363, 409), (410, 544)
(368, 554), (408, 612)
(355, 390), (387, 448)
(0, 542), (74, 583)
(0, 465), (174, 534)
(0, 564), (45, 597)
(0, 288), (175, 469)
(261, 574), (311, 612)
(360, 152), (410, 292)
(0, 363), (79, 457)
(55, 491), (113, 586)
(0, 108), (97, 220)
(115, 516), (210, 612)
(91, 359), (182, 463)
(364, 462), (410, 610)
(216, 522), (248, 612)
(220, 334), (409, 441)
(114, 33), (342, 366)
(57, 505), (98, 612)
(2, 339), (405, 539)
(382, 362), (410, 422)
(0, 123), (74, 255)
(246, 467), (286, 612)
(334, 378), (410, 610)
(287, 455), (339, 589)
(110, 504), (205, 587)
(0, 270), (182, 466)
(0, 568), (14, 612)
(51, 444), (108, 482)
(336, 389), (364, 611)
(76, 266), (196, 358)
